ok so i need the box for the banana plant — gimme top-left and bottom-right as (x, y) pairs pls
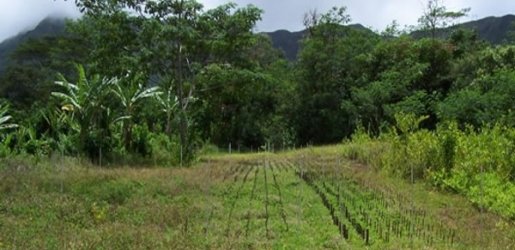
(15, 126), (49, 156)
(156, 83), (179, 136)
(0, 103), (17, 157)
(111, 77), (161, 150)
(0, 103), (18, 131)
(52, 64), (116, 155)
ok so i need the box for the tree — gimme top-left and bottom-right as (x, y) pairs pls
(295, 6), (379, 143)
(303, 7), (351, 36)
(418, 0), (470, 40)
(111, 75), (161, 151)
(439, 62), (515, 127)
(195, 64), (282, 148)
(52, 65), (117, 160)
(71, 0), (263, 161)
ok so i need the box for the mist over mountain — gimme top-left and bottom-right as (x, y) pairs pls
(0, 17), (66, 74)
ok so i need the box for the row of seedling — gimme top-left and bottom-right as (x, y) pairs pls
(329, 171), (455, 246)
(295, 159), (457, 247)
(263, 160), (271, 238)
(225, 164), (256, 236)
(269, 162), (289, 232)
(296, 170), (352, 241)
(222, 164), (243, 182)
(244, 166), (260, 237)
(328, 176), (456, 246)
(204, 163), (248, 237)
(270, 160), (295, 173)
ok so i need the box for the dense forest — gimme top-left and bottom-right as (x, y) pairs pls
(0, 0), (514, 222)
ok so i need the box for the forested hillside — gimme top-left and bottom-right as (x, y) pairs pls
(0, 17), (66, 74)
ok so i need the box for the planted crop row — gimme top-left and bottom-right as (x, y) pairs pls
(269, 161), (289, 232)
(293, 159), (457, 248)
(245, 167), (260, 237)
(225, 165), (255, 236)
(324, 177), (455, 246)
(222, 160), (292, 241)
(296, 170), (352, 241)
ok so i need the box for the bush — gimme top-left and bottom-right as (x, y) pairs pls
(342, 113), (515, 218)
(342, 126), (387, 169)
(196, 142), (220, 155)
(466, 173), (515, 219)
(149, 133), (181, 166)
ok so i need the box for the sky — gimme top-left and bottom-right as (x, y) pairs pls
(1, 0), (515, 42)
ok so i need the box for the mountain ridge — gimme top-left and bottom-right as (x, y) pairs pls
(0, 17), (66, 74)
(266, 15), (515, 60)
(0, 14), (514, 72)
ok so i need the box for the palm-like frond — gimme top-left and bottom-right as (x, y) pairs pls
(0, 104), (18, 131)
(132, 85), (162, 103)
(0, 115), (12, 125)
(51, 92), (83, 110)
(113, 115), (132, 124)
(157, 84), (179, 112)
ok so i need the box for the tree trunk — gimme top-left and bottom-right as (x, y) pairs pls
(176, 2), (189, 163)
(165, 111), (172, 136)
(123, 120), (132, 152)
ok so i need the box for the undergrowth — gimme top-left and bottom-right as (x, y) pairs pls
(342, 113), (515, 219)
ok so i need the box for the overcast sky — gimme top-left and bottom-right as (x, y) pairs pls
(1, 0), (515, 42)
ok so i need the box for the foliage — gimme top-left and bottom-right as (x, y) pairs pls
(0, 1), (513, 177)
(438, 69), (515, 127)
(110, 75), (161, 151)
(52, 65), (119, 161)
(194, 63), (284, 148)
(417, 0), (470, 40)
(148, 132), (182, 166)
(343, 113), (515, 219)
(0, 102), (18, 131)
(0, 102), (18, 157)
(296, 7), (379, 143)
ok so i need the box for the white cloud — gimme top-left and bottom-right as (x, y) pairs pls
(0, 0), (80, 42)
(197, 0), (515, 32)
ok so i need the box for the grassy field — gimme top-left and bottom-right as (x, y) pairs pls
(1, 146), (514, 249)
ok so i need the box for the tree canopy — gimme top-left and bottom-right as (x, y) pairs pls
(0, 0), (513, 163)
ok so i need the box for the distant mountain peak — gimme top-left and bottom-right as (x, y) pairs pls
(411, 14), (515, 43)
(264, 23), (375, 61)
(267, 15), (515, 61)
(0, 17), (66, 74)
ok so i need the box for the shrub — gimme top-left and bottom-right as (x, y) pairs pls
(149, 133), (181, 166)
(343, 113), (515, 218)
